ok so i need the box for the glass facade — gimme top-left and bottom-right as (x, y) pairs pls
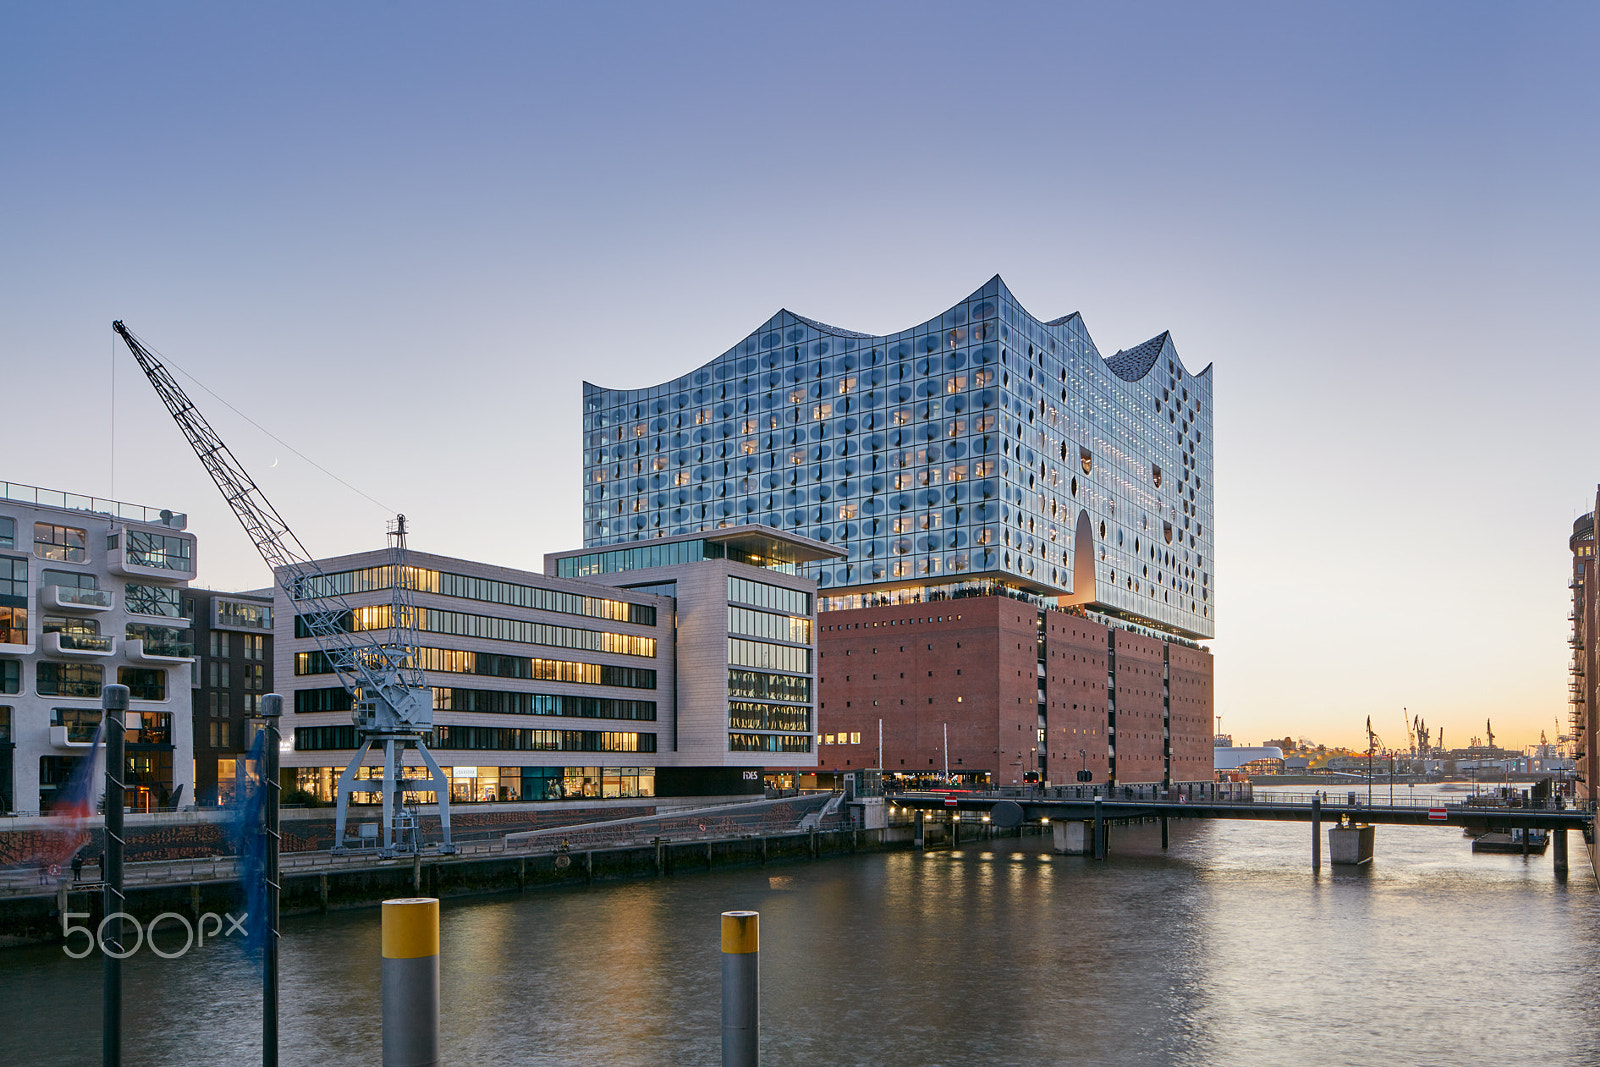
(294, 564), (653, 625)
(126, 583), (183, 617)
(581, 276), (1214, 639)
(33, 523), (87, 563)
(289, 764), (655, 804)
(124, 530), (193, 570)
(295, 646), (657, 689)
(555, 538), (796, 579)
(296, 605), (657, 658)
(0, 554), (27, 646)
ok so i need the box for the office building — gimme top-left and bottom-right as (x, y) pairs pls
(0, 480), (197, 812)
(580, 277), (1215, 786)
(184, 587), (274, 804)
(275, 526), (832, 803)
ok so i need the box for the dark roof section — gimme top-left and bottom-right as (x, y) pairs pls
(1105, 331), (1172, 382)
(1044, 312), (1082, 327)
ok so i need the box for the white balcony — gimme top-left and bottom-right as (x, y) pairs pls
(43, 632), (115, 658)
(42, 586), (114, 613)
(125, 637), (194, 663)
(0, 638), (34, 658)
(106, 526), (197, 582)
(49, 725), (99, 748)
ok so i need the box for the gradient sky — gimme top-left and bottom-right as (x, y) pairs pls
(4, 3), (1596, 752)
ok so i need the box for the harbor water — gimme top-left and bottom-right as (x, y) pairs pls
(1, 790), (1596, 1066)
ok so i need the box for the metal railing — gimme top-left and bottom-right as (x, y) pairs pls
(892, 784), (1596, 814)
(0, 480), (185, 528)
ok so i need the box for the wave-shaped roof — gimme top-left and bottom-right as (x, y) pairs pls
(588, 275), (1210, 392)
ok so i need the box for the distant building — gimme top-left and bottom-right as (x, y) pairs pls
(0, 479), (197, 812)
(1214, 742), (1284, 775)
(184, 587), (274, 805)
(274, 528), (833, 804)
(580, 278), (1216, 787)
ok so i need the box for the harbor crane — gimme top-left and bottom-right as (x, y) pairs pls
(112, 321), (454, 856)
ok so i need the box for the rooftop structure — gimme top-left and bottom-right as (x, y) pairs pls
(581, 275), (1214, 640)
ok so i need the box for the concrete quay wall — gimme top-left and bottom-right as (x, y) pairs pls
(0, 825), (908, 948)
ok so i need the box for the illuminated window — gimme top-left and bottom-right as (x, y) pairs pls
(34, 523), (86, 563)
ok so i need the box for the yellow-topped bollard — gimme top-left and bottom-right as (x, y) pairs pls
(382, 898), (440, 1067)
(721, 911), (760, 1067)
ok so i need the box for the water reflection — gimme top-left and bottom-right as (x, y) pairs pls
(1, 810), (1596, 1066)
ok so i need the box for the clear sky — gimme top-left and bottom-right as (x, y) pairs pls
(3, 3), (1595, 752)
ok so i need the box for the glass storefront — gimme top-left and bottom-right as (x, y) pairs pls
(289, 764), (656, 805)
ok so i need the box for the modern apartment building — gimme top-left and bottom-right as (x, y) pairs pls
(1570, 500), (1596, 813)
(0, 480), (197, 812)
(184, 587), (274, 804)
(580, 277), (1215, 786)
(274, 527), (832, 804)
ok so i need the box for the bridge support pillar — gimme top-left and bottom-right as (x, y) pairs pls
(1329, 823), (1375, 865)
(1554, 828), (1569, 879)
(950, 814), (959, 847)
(1052, 821), (1093, 855)
(1311, 794), (1322, 874)
(1160, 815), (1168, 850)
(914, 810), (925, 851)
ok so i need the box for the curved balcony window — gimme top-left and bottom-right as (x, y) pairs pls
(34, 523), (86, 563)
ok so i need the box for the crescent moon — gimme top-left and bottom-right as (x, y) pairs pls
(269, 458), (279, 468)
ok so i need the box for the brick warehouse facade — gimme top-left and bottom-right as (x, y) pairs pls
(814, 596), (1212, 787)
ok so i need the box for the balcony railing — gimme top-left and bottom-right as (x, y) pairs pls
(127, 637), (194, 660)
(0, 479), (187, 529)
(43, 632), (114, 657)
(59, 632), (111, 652)
(42, 586), (113, 611)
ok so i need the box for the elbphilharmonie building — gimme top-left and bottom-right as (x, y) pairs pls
(581, 276), (1213, 641)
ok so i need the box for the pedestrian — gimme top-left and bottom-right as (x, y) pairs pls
(71, 853), (83, 882)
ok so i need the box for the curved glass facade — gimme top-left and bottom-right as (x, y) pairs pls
(582, 276), (1213, 639)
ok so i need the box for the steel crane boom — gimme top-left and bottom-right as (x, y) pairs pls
(112, 321), (454, 855)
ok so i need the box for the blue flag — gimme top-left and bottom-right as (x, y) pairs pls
(230, 730), (269, 967)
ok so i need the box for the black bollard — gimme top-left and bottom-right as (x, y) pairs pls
(102, 684), (129, 1067)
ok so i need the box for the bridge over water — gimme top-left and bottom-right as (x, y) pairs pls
(889, 787), (1595, 877)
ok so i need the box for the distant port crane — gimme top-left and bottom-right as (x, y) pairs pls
(112, 321), (455, 856)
